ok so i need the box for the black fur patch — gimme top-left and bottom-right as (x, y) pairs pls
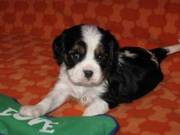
(53, 25), (86, 69)
(96, 28), (119, 75)
(102, 47), (167, 108)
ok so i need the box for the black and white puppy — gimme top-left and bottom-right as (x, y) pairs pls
(19, 24), (180, 117)
(20, 24), (119, 117)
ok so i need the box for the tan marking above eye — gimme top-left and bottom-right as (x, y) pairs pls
(72, 40), (86, 54)
(95, 44), (105, 56)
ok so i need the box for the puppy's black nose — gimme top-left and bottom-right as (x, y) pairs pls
(83, 70), (93, 79)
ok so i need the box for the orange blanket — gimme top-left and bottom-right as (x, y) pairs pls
(0, 0), (180, 134)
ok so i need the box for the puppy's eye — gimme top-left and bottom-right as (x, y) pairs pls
(97, 55), (105, 61)
(70, 53), (80, 61)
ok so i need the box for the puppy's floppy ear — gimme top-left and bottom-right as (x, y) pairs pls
(107, 31), (120, 66)
(52, 33), (65, 65)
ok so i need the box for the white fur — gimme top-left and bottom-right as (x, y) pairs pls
(19, 25), (109, 117)
(20, 65), (108, 117)
(67, 25), (103, 86)
(123, 50), (136, 58)
(164, 43), (180, 55)
(81, 25), (102, 49)
(118, 50), (136, 65)
(82, 98), (109, 116)
(146, 50), (159, 65)
(118, 55), (125, 65)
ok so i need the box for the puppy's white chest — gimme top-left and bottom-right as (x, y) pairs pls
(71, 86), (87, 99)
(70, 83), (106, 105)
(69, 87), (89, 105)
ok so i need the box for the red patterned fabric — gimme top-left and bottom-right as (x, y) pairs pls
(0, 0), (180, 135)
(0, 0), (180, 43)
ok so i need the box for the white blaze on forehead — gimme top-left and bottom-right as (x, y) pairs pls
(67, 25), (103, 85)
(81, 25), (102, 52)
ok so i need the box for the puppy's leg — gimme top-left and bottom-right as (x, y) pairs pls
(19, 81), (70, 118)
(83, 99), (109, 116)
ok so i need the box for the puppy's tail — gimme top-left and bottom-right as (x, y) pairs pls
(150, 41), (180, 63)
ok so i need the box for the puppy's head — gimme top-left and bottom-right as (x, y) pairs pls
(53, 24), (119, 86)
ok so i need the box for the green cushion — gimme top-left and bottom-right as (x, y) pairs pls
(0, 94), (119, 135)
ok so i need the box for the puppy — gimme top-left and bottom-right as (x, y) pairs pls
(19, 24), (180, 117)
(20, 24), (119, 117)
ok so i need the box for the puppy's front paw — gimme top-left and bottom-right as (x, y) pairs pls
(83, 109), (97, 116)
(19, 105), (43, 118)
(82, 100), (109, 116)
(83, 106), (104, 116)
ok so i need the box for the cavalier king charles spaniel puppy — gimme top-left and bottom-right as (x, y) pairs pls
(20, 24), (180, 117)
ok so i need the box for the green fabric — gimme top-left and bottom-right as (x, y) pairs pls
(0, 94), (119, 135)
